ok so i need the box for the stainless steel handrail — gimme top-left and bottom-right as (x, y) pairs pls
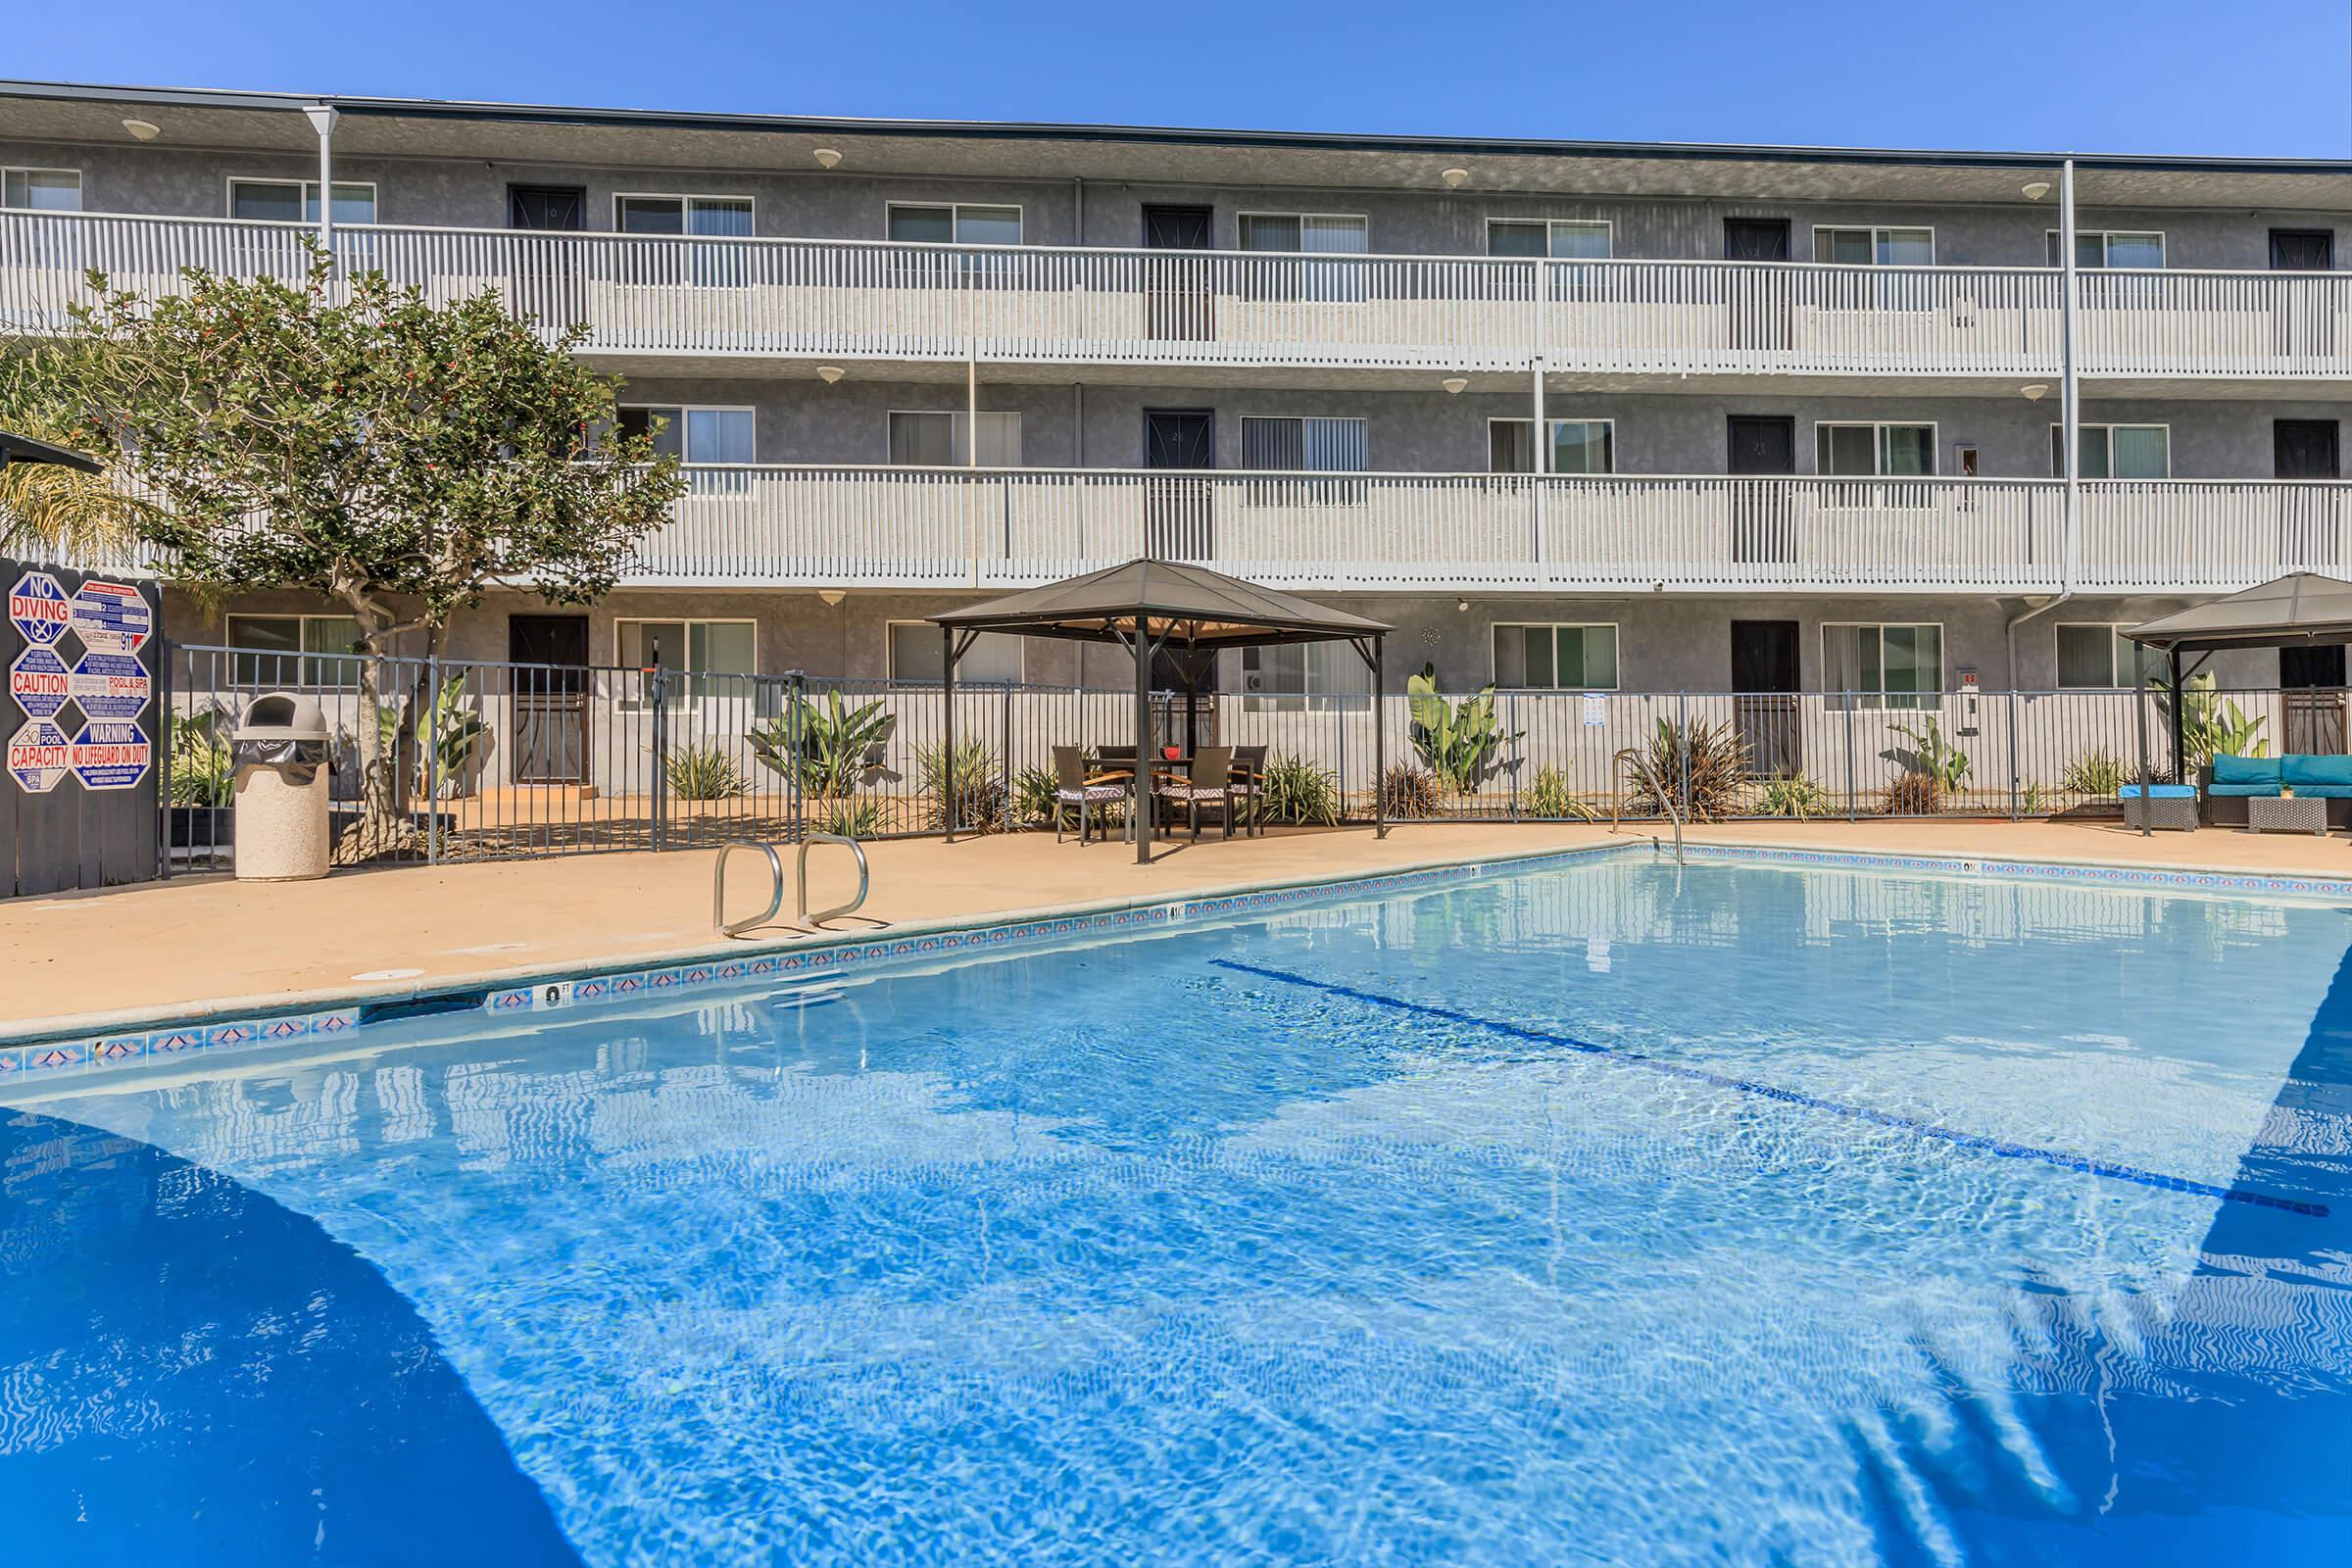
(798, 832), (870, 928)
(714, 839), (786, 937)
(1610, 747), (1685, 864)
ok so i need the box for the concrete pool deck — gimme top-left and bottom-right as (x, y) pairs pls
(8, 817), (2351, 1040)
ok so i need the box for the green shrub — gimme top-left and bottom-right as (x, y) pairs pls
(1378, 764), (1441, 821)
(170, 708), (235, 807)
(664, 743), (746, 801)
(916, 738), (1006, 833)
(812, 798), (882, 839)
(1406, 664), (1523, 795)
(1260, 754), (1341, 825)
(1619, 719), (1748, 822)
(1011, 763), (1059, 828)
(751, 689), (892, 798)
(1526, 764), (1597, 821)
(2060, 749), (2127, 796)
(1757, 771), (1830, 819)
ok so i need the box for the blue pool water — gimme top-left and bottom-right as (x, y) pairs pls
(5, 852), (2351, 1565)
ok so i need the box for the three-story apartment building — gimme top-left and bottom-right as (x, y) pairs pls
(5, 78), (2349, 710)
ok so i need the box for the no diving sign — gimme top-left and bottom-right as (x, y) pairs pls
(69, 719), (151, 791)
(7, 717), (71, 793)
(9, 570), (71, 647)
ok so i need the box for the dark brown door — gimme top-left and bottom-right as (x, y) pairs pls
(1144, 409), (1215, 558)
(2270, 228), (2333, 270)
(2282, 644), (2349, 754)
(1728, 415), (1796, 564)
(1143, 204), (1215, 341)
(2270, 229), (2337, 362)
(1731, 619), (1802, 776)
(1724, 219), (1792, 355)
(510, 185), (587, 230)
(2276, 418), (2341, 568)
(509, 614), (590, 784)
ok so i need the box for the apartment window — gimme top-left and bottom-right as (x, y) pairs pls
(1487, 219), (1612, 260)
(887, 411), (1023, 466)
(616, 618), (755, 707)
(227, 178), (376, 225)
(887, 203), (1022, 245)
(1238, 416), (1368, 471)
(2050, 424), (2170, 479)
(618, 406), (757, 465)
(1243, 641), (1370, 711)
(2046, 230), (2166, 269)
(1237, 213), (1368, 254)
(2057, 623), (2161, 689)
(1490, 418), (1614, 475)
(1816, 421), (1936, 476)
(2, 168), (80, 212)
(1813, 226), (1934, 266)
(888, 621), (1024, 684)
(1494, 623), (1619, 690)
(1823, 623), (1943, 709)
(614, 195), (755, 237)
(224, 613), (364, 686)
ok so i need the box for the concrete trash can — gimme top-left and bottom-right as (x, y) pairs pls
(233, 693), (332, 881)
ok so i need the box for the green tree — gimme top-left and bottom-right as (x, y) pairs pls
(0, 336), (156, 558)
(52, 253), (685, 853)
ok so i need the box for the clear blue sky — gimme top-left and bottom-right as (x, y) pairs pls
(11, 0), (2352, 158)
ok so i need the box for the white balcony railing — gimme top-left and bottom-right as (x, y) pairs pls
(628, 467), (2352, 593)
(0, 211), (2072, 377)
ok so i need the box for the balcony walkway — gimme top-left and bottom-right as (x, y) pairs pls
(4, 818), (2347, 1048)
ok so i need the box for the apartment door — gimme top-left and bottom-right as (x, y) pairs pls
(508, 613), (590, 784)
(2282, 645), (2349, 755)
(1143, 204), (1215, 340)
(2276, 418), (2340, 567)
(1724, 218), (1792, 352)
(507, 183), (587, 329)
(1731, 619), (1802, 776)
(2270, 228), (2337, 361)
(1727, 415), (1796, 564)
(1144, 409), (1215, 558)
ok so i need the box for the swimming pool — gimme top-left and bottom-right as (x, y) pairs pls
(4, 850), (2348, 1565)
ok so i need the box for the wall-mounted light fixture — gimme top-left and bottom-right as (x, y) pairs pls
(816, 366), (846, 384)
(2020, 383), (2049, 401)
(818, 588), (847, 607)
(1441, 168), (1470, 190)
(1441, 376), (1468, 395)
(2021, 180), (2051, 202)
(813, 148), (843, 170)
(121, 118), (161, 142)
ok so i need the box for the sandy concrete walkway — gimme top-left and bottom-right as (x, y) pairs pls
(7, 816), (2349, 1039)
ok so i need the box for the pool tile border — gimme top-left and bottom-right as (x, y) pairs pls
(8, 837), (2348, 1093)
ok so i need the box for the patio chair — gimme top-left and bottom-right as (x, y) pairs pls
(1052, 746), (1129, 845)
(1228, 745), (1269, 837)
(1156, 746), (1239, 842)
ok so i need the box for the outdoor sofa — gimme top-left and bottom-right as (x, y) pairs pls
(2200, 753), (2352, 828)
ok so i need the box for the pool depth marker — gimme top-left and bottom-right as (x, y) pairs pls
(1207, 957), (2328, 1219)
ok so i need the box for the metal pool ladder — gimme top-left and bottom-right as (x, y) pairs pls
(1610, 747), (1685, 865)
(714, 834), (871, 936)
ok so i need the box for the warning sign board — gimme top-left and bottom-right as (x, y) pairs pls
(8, 570), (71, 647)
(69, 650), (150, 720)
(10, 645), (73, 720)
(67, 580), (153, 654)
(68, 719), (150, 791)
(7, 717), (71, 793)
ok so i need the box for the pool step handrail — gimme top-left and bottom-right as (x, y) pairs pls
(1610, 747), (1685, 864)
(714, 839), (787, 937)
(799, 832), (871, 929)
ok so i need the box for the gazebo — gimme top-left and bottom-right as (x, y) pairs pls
(2125, 571), (2352, 835)
(0, 428), (103, 474)
(930, 560), (1394, 863)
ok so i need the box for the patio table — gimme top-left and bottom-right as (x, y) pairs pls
(2247, 796), (2329, 835)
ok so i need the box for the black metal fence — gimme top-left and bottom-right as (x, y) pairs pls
(163, 642), (2336, 871)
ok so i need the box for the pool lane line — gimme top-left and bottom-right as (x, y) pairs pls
(1206, 957), (2329, 1220)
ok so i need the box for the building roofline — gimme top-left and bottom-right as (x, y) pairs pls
(5, 76), (2352, 177)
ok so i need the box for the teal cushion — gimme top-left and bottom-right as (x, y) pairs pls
(2283, 754), (2352, 790)
(2289, 785), (2352, 800)
(2208, 783), (2281, 798)
(2119, 785), (2196, 799)
(2212, 754), (2281, 788)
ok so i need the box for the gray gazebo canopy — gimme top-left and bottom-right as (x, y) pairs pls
(2122, 572), (2352, 834)
(0, 428), (102, 473)
(931, 559), (1394, 863)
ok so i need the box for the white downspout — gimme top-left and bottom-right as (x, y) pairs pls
(2005, 156), (2079, 686)
(302, 103), (339, 253)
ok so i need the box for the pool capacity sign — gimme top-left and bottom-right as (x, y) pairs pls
(7, 717), (71, 793)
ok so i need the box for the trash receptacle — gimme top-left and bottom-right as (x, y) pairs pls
(233, 693), (331, 881)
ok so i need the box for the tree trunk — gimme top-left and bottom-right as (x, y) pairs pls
(337, 601), (419, 862)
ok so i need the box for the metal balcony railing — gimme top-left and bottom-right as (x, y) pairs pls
(626, 467), (2352, 593)
(24, 209), (2345, 379)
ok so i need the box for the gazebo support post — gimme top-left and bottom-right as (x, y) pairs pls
(2168, 647), (2185, 786)
(2133, 644), (2154, 837)
(1354, 634), (1387, 839)
(1132, 617), (1153, 865)
(942, 626), (957, 844)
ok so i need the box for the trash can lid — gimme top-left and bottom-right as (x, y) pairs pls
(236, 692), (330, 743)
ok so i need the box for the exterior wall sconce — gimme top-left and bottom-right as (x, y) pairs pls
(1441, 169), (1469, 189)
(2021, 180), (2051, 201)
(1441, 376), (1468, 395)
(2020, 383), (2049, 401)
(813, 148), (843, 170)
(818, 589), (847, 607)
(122, 119), (161, 141)
(816, 367), (846, 384)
